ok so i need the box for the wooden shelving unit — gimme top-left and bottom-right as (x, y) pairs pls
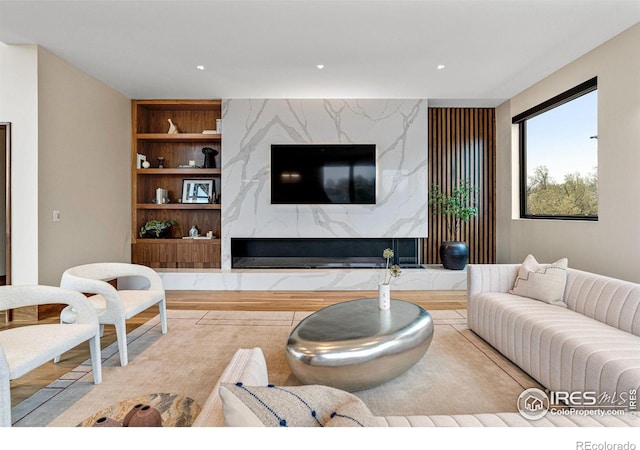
(131, 99), (222, 268)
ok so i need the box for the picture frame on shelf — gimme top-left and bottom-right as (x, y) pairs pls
(181, 179), (215, 204)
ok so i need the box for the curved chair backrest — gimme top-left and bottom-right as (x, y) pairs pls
(0, 285), (98, 325)
(62, 263), (164, 291)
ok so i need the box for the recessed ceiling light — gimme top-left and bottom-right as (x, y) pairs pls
(316, 64), (325, 70)
(437, 64), (446, 70)
(196, 65), (205, 70)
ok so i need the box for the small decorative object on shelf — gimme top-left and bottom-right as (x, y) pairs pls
(189, 225), (199, 237)
(142, 160), (151, 169)
(202, 147), (218, 168)
(157, 156), (165, 168)
(182, 179), (214, 204)
(167, 118), (178, 134)
(136, 153), (147, 169)
(379, 248), (401, 310)
(216, 118), (222, 133)
(155, 188), (168, 204)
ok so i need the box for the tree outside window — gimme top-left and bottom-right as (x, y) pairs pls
(514, 78), (598, 220)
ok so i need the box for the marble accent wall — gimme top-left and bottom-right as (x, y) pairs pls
(221, 99), (428, 269)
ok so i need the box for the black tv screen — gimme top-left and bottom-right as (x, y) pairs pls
(271, 144), (376, 204)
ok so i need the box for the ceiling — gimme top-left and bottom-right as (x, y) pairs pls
(1, 0), (639, 105)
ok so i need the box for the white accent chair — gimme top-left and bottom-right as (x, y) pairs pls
(58, 263), (167, 367)
(0, 285), (102, 427)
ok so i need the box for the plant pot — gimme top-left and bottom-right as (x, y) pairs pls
(439, 241), (469, 270)
(140, 226), (172, 239)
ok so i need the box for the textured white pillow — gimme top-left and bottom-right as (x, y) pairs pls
(219, 382), (376, 427)
(509, 254), (568, 307)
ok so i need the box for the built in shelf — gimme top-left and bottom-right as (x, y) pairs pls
(136, 238), (221, 244)
(134, 100), (221, 110)
(132, 99), (223, 269)
(136, 133), (221, 142)
(136, 168), (221, 175)
(136, 203), (221, 210)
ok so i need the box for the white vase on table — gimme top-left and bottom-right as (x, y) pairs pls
(378, 283), (390, 310)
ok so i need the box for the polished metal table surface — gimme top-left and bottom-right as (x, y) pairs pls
(286, 298), (434, 392)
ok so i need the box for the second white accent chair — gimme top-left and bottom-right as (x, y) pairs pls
(58, 262), (168, 367)
(0, 285), (102, 427)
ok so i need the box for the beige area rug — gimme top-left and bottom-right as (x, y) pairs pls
(12, 309), (541, 426)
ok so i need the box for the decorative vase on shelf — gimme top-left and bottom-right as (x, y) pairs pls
(202, 147), (218, 168)
(378, 283), (390, 310)
(167, 118), (178, 134)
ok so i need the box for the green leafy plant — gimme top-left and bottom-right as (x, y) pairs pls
(139, 220), (178, 238)
(382, 248), (401, 284)
(428, 179), (479, 240)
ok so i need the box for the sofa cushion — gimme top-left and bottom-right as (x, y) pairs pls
(192, 347), (269, 427)
(219, 382), (377, 427)
(509, 254), (568, 306)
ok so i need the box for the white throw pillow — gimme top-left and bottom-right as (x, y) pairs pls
(219, 382), (376, 427)
(509, 254), (568, 307)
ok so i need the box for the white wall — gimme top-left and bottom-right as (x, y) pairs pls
(221, 99), (428, 269)
(0, 44), (39, 285)
(496, 23), (640, 282)
(0, 44), (131, 286)
(37, 47), (131, 285)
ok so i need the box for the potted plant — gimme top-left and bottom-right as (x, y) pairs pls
(428, 179), (478, 270)
(139, 219), (178, 239)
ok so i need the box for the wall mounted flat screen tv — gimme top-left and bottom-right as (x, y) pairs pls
(271, 144), (376, 204)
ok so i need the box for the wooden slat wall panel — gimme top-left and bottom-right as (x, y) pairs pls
(424, 108), (496, 264)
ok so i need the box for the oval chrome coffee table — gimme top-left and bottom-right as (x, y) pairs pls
(286, 298), (434, 392)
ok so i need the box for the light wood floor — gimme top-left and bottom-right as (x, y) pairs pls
(165, 289), (467, 311)
(5, 289), (466, 408)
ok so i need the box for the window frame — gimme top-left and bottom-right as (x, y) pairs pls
(513, 77), (598, 221)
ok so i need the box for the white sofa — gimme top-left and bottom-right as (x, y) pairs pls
(467, 264), (640, 400)
(193, 347), (640, 427)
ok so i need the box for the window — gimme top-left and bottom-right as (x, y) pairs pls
(513, 77), (598, 220)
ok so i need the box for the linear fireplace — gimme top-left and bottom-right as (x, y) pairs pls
(231, 238), (422, 269)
